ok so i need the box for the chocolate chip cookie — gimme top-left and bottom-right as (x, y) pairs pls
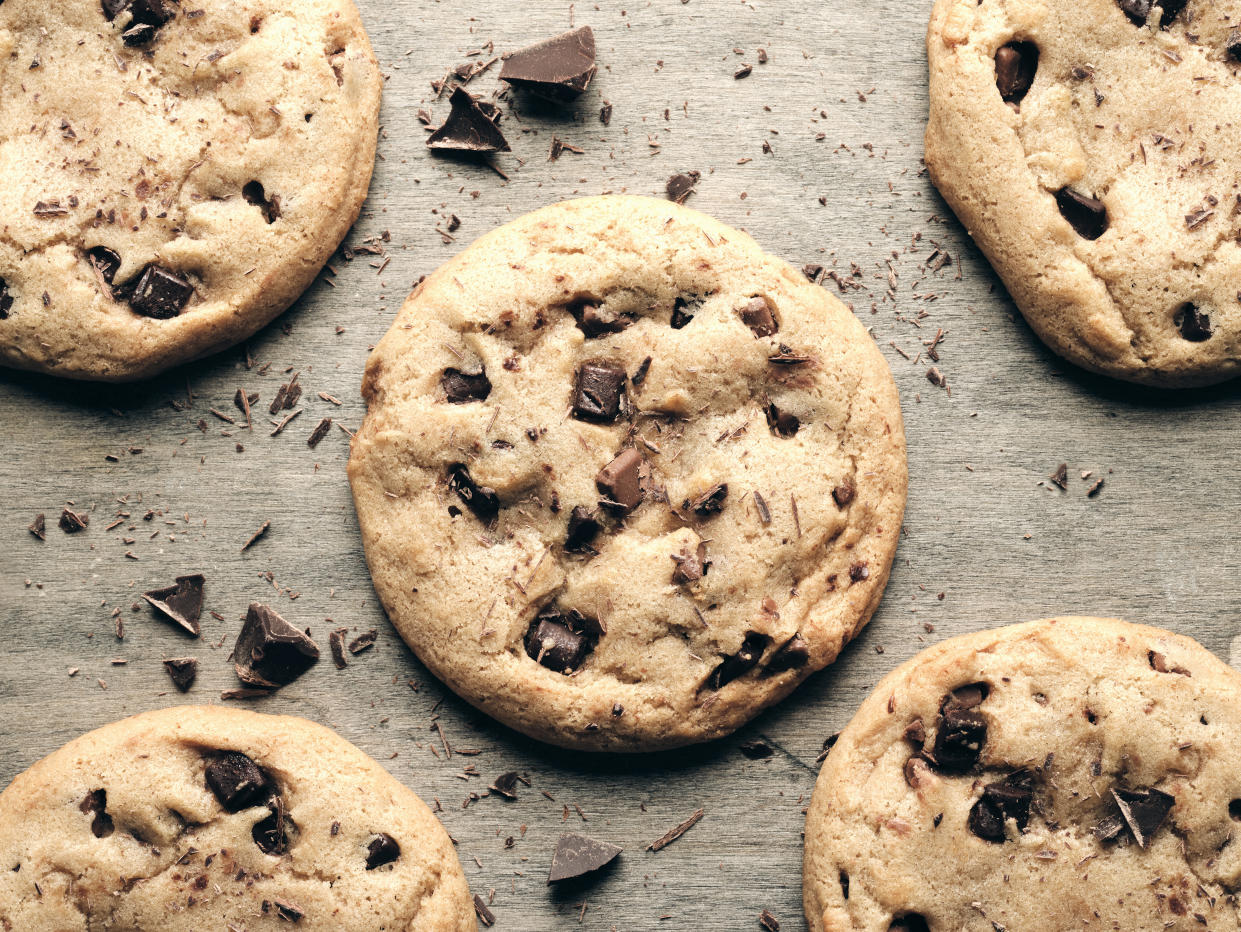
(927, 0), (1241, 386)
(804, 617), (1241, 931)
(0, 0), (381, 380)
(0, 706), (476, 930)
(348, 195), (907, 751)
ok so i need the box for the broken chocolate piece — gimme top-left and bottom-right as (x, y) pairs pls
(121, 22), (157, 45)
(252, 797), (291, 855)
(448, 463), (501, 526)
(671, 542), (710, 584)
(572, 360), (627, 423)
(80, 789), (114, 838)
(569, 299), (634, 337)
(441, 367), (492, 403)
(163, 657), (198, 692)
(670, 294), (704, 329)
(596, 448), (644, 513)
(1109, 786), (1175, 847)
(427, 87), (510, 153)
(1050, 462), (1068, 489)
(666, 171), (701, 204)
(765, 400), (800, 437)
(101, 0), (129, 20)
(365, 833), (401, 869)
(764, 635), (810, 675)
(929, 685), (989, 773)
(740, 296), (778, 337)
(1174, 303), (1212, 342)
(832, 481), (855, 507)
(28, 513), (45, 540)
(129, 0), (171, 25)
(708, 632), (771, 689)
(128, 265), (192, 319)
(0, 278), (11, 319)
(499, 26), (597, 102)
(1228, 29), (1241, 62)
(1117, 0), (1187, 26)
(564, 505), (601, 553)
(491, 771), (520, 799)
(233, 603), (320, 688)
(1055, 188), (1108, 241)
(768, 344), (812, 365)
(474, 894), (495, 927)
(329, 628), (348, 669)
(968, 771), (1033, 842)
(995, 41), (1038, 105)
(904, 756), (932, 789)
(59, 508), (88, 533)
(205, 752), (271, 811)
(86, 246), (122, 284)
(547, 832), (622, 883)
(524, 609), (599, 673)
(143, 574), (205, 636)
(685, 483), (728, 518)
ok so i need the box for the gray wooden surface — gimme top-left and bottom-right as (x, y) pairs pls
(4, 0), (1241, 928)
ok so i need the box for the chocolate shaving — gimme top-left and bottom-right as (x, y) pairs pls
(647, 808), (704, 852)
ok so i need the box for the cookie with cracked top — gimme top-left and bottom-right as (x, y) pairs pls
(0, 706), (476, 930)
(804, 617), (1241, 931)
(926, 0), (1241, 386)
(0, 0), (382, 380)
(347, 195), (907, 751)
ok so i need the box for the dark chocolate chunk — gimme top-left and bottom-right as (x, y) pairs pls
(233, 603), (320, 689)
(241, 181), (281, 224)
(329, 628), (348, 669)
(1117, 0), (1187, 26)
(86, 246), (122, 284)
(491, 771), (520, 799)
(474, 894), (496, 927)
(0, 278), (11, 319)
(564, 505), (601, 553)
(740, 296), (778, 337)
(995, 41), (1038, 105)
(59, 508), (89, 533)
(79, 789), (115, 838)
(524, 609), (599, 673)
(1109, 786), (1175, 847)
(142, 574), (205, 636)
(1174, 303), (1212, 342)
(348, 630), (376, 654)
(1228, 30), (1241, 62)
(427, 87), (510, 153)
(448, 463), (500, 526)
(685, 483), (728, 518)
(765, 400), (800, 437)
(128, 265), (192, 319)
(671, 542), (710, 584)
(499, 26), (597, 102)
(670, 294), (703, 329)
(1055, 188), (1108, 240)
(28, 513), (45, 541)
(968, 771), (1034, 843)
(1050, 462), (1068, 490)
(768, 344), (812, 365)
(930, 685), (989, 773)
(122, 22), (157, 45)
(163, 657), (198, 692)
(252, 797), (291, 855)
(274, 899), (304, 922)
(205, 752), (271, 811)
(707, 632), (771, 690)
(101, 0), (130, 20)
(365, 833), (401, 869)
(764, 635), (810, 675)
(129, 0), (171, 26)
(441, 367), (492, 403)
(832, 481), (856, 507)
(890, 916), (930, 932)
(572, 360), (627, 423)
(596, 448), (644, 513)
(547, 832), (622, 883)
(568, 299), (634, 337)
(666, 171), (701, 205)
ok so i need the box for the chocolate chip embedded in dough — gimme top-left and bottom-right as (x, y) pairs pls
(564, 505), (602, 553)
(764, 634), (810, 675)
(929, 686), (990, 773)
(0, 278), (11, 319)
(252, 796), (292, 855)
(441, 367), (492, 403)
(365, 833), (401, 869)
(596, 448), (644, 514)
(765, 400), (800, 437)
(670, 295), (701, 330)
(79, 789), (115, 838)
(241, 181), (281, 224)
(572, 360), (627, 423)
(128, 265), (193, 319)
(832, 481), (855, 507)
(1228, 30), (1241, 62)
(448, 463), (501, 526)
(1055, 188), (1108, 241)
(1174, 303), (1212, 342)
(86, 246), (122, 284)
(967, 771), (1034, 842)
(889, 915), (930, 932)
(233, 602), (320, 688)
(995, 41), (1038, 105)
(569, 299), (634, 338)
(205, 752), (271, 812)
(1109, 786), (1175, 847)
(685, 483), (728, 518)
(739, 296), (778, 337)
(1117, 0), (1187, 27)
(524, 610), (599, 673)
(707, 632), (771, 690)
(671, 542), (710, 585)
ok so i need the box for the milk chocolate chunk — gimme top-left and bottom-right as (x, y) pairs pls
(86, 246), (122, 284)
(427, 87), (510, 153)
(765, 401), (800, 437)
(995, 41), (1038, 105)
(448, 463), (500, 526)
(0, 278), (11, 319)
(596, 448), (644, 513)
(569, 299), (633, 337)
(564, 505), (601, 553)
(740, 296), (778, 336)
(1055, 188), (1108, 240)
(525, 610), (598, 673)
(671, 542), (709, 584)
(708, 632), (770, 689)
(1109, 786), (1175, 847)
(252, 797), (291, 855)
(163, 657), (198, 692)
(365, 833), (401, 869)
(1175, 303), (1212, 342)
(233, 602), (320, 688)
(80, 789), (115, 838)
(441, 367), (492, 402)
(143, 574), (205, 636)
(572, 360), (626, 423)
(686, 483), (728, 518)
(129, 265), (192, 318)
(499, 26), (597, 102)
(205, 752), (271, 811)
(968, 771), (1033, 842)
(764, 634), (810, 674)
(547, 832), (622, 883)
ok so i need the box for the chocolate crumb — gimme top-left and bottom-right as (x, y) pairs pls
(59, 508), (89, 533)
(28, 513), (45, 541)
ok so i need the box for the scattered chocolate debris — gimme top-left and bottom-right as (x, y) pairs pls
(79, 789), (114, 838)
(1049, 463), (1068, 490)
(348, 629), (377, 654)
(995, 42), (1038, 105)
(233, 603), (320, 688)
(205, 751), (271, 811)
(499, 26), (596, 102)
(448, 463), (501, 526)
(671, 541), (710, 584)
(686, 483), (728, 518)
(1087, 478), (1104, 497)
(740, 296), (778, 336)
(329, 628), (349, 669)
(28, 513), (45, 541)
(491, 771), (521, 799)
(1055, 188), (1108, 240)
(600, 101), (613, 124)
(564, 505), (602, 553)
(666, 170), (701, 204)
(1175, 303), (1212, 342)
(548, 832), (622, 883)
(365, 833), (401, 870)
(968, 770), (1033, 843)
(427, 87), (510, 153)
(142, 574), (205, 636)
(59, 508), (89, 533)
(596, 448), (644, 514)
(442, 367), (492, 402)
(647, 808), (704, 852)
(163, 657), (198, 692)
(708, 632), (770, 690)
(759, 909), (781, 931)
(128, 265), (193, 318)
(473, 894), (496, 927)
(735, 63), (753, 79)
(241, 520), (271, 551)
(572, 360), (627, 423)
(307, 417), (333, 448)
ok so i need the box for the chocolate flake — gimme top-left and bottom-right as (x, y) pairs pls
(163, 657), (198, 692)
(685, 483), (728, 518)
(707, 632), (770, 690)
(59, 508), (89, 533)
(348, 630), (377, 654)
(427, 87), (510, 153)
(448, 463), (501, 526)
(1050, 463), (1068, 490)
(968, 770), (1034, 843)
(205, 752), (271, 812)
(564, 505), (602, 553)
(329, 628), (348, 669)
(753, 490), (772, 525)
(666, 170), (701, 204)
(365, 833), (401, 869)
(441, 367), (492, 402)
(759, 909), (780, 931)
(500, 27), (597, 102)
(241, 520), (270, 551)
(1055, 188), (1108, 240)
(995, 41), (1038, 105)
(548, 832), (622, 883)
(572, 360), (627, 423)
(273, 899), (304, 922)
(79, 789), (115, 838)
(28, 513), (45, 540)
(143, 574), (205, 636)
(491, 771), (521, 799)
(768, 344), (812, 365)
(740, 296), (778, 336)
(596, 448), (644, 513)
(233, 603), (320, 688)
(647, 808), (704, 852)
(307, 417), (332, 448)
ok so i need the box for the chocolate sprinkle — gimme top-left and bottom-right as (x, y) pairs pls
(448, 463), (501, 526)
(163, 657), (198, 692)
(128, 265), (193, 319)
(233, 602), (320, 688)
(572, 360), (627, 423)
(1055, 188), (1108, 241)
(427, 87), (510, 153)
(499, 26), (597, 102)
(205, 752), (271, 812)
(548, 832), (622, 883)
(596, 448), (644, 513)
(142, 574), (205, 636)
(994, 41), (1038, 105)
(442, 367), (492, 402)
(365, 833), (401, 870)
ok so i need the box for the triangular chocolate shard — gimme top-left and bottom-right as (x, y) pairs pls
(1110, 786), (1174, 848)
(233, 603), (319, 688)
(143, 574), (205, 636)
(163, 657), (198, 692)
(547, 832), (621, 883)
(500, 26), (597, 102)
(427, 87), (510, 153)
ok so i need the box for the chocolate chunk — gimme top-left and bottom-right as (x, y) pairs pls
(129, 0), (171, 26)
(28, 513), (45, 540)
(233, 603), (320, 688)
(568, 299), (634, 337)
(1148, 649), (1191, 675)
(572, 360), (627, 423)
(0, 278), (11, 319)
(596, 448), (644, 513)
(832, 481), (856, 507)
(632, 356), (652, 388)
(441, 367), (491, 403)
(564, 505), (601, 553)
(995, 41), (1038, 105)
(707, 632), (770, 690)
(474, 894), (495, 927)
(79, 789), (114, 838)
(427, 87), (510, 153)
(348, 630), (376, 654)
(1228, 30), (1241, 62)
(740, 296), (778, 336)
(666, 171), (701, 204)
(524, 610), (599, 673)
(491, 771), (520, 799)
(671, 541), (710, 584)
(1050, 462), (1068, 489)
(252, 797), (291, 855)
(122, 22), (157, 45)
(274, 899), (304, 922)
(101, 0), (129, 20)
(685, 483), (728, 518)
(59, 508), (89, 533)
(904, 756), (932, 789)
(241, 181), (281, 224)
(1117, 0), (1187, 26)
(1055, 188), (1108, 240)
(365, 833), (401, 869)
(128, 265), (192, 318)
(890, 916), (930, 932)
(163, 657), (198, 692)
(765, 400), (800, 437)
(764, 635), (810, 675)
(547, 832), (622, 883)
(670, 294), (703, 329)
(143, 574), (205, 636)
(205, 752), (271, 811)
(86, 246), (122, 284)
(499, 26), (597, 102)
(1109, 786), (1175, 847)
(968, 771), (1034, 843)
(903, 719), (927, 746)
(1174, 303), (1212, 342)
(448, 463), (500, 526)
(930, 687), (989, 773)
(329, 628), (348, 669)
(768, 344), (813, 365)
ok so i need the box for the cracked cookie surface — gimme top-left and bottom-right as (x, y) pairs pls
(0, 706), (476, 931)
(0, 0), (381, 381)
(927, 0), (1241, 387)
(804, 617), (1241, 931)
(347, 196), (907, 751)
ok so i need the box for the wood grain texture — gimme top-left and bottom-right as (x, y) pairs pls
(4, 1), (1241, 929)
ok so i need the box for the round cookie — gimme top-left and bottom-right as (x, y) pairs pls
(0, 706), (476, 931)
(926, 0), (1241, 387)
(348, 195), (907, 752)
(804, 617), (1241, 931)
(0, 0), (382, 381)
